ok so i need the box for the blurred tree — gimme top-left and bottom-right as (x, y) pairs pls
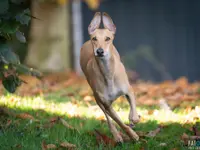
(0, 0), (41, 93)
(25, 0), (100, 73)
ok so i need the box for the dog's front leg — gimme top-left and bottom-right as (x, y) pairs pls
(95, 97), (123, 143)
(125, 87), (140, 125)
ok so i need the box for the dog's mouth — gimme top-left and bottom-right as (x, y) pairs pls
(96, 53), (104, 57)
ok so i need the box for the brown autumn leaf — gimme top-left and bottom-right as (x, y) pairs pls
(79, 88), (91, 97)
(42, 116), (59, 128)
(184, 106), (193, 114)
(42, 141), (47, 150)
(146, 127), (161, 137)
(60, 142), (76, 149)
(175, 77), (188, 88)
(6, 119), (12, 127)
(83, 95), (94, 102)
(79, 122), (83, 129)
(96, 115), (105, 121)
(46, 144), (57, 149)
(94, 129), (116, 147)
(59, 118), (80, 134)
(63, 77), (78, 87)
(61, 92), (75, 97)
(147, 110), (154, 115)
(49, 117), (59, 123)
(17, 113), (35, 120)
(13, 144), (22, 148)
(60, 118), (74, 129)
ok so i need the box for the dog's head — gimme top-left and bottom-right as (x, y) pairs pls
(88, 12), (116, 58)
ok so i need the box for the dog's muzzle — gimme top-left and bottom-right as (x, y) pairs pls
(96, 48), (104, 57)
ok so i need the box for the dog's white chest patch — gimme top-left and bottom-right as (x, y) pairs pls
(103, 83), (125, 102)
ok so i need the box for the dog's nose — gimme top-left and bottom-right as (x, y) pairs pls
(96, 48), (104, 56)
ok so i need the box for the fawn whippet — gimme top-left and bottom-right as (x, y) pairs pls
(80, 12), (139, 142)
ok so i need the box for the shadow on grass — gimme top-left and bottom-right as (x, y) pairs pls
(0, 104), (194, 150)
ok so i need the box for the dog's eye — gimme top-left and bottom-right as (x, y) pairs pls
(105, 37), (111, 41)
(92, 37), (97, 41)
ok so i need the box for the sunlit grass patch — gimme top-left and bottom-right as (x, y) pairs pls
(0, 92), (199, 150)
(1, 94), (199, 124)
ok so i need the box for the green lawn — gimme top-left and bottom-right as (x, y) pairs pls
(0, 87), (199, 150)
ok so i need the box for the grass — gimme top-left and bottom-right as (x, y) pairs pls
(0, 87), (199, 150)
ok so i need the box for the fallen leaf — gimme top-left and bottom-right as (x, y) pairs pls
(60, 118), (74, 129)
(46, 144), (57, 149)
(146, 127), (161, 137)
(6, 119), (12, 127)
(60, 142), (76, 149)
(147, 110), (154, 115)
(17, 113), (35, 120)
(61, 92), (75, 97)
(94, 129), (116, 147)
(79, 122), (83, 128)
(42, 141), (47, 150)
(83, 95), (94, 102)
(49, 117), (59, 123)
(175, 77), (188, 88)
(15, 144), (22, 148)
(59, 118), (80, 133)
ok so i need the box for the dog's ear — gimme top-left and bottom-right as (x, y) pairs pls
(88, 12), (101, 35)
(102, 12), (116, 34)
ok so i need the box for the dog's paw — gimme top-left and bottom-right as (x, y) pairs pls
(114, 134), (124, 144)
(130, 115), (141, 125)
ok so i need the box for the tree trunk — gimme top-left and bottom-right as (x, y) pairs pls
(25, 1), (71, 72)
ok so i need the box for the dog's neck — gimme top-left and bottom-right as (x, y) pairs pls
(95, 48), (115, 87)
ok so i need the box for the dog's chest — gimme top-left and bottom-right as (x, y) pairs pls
(104, 85), (121, 101)
(94, 78), (127, 103)
(88, 59), (127, 102)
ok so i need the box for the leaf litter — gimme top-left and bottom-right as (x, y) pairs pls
(0, 73), (200, 149)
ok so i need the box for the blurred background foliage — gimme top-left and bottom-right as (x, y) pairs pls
(0, 0), (100, 93)
(1, 0), (200, 92)
(0, 0), (42, 93)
